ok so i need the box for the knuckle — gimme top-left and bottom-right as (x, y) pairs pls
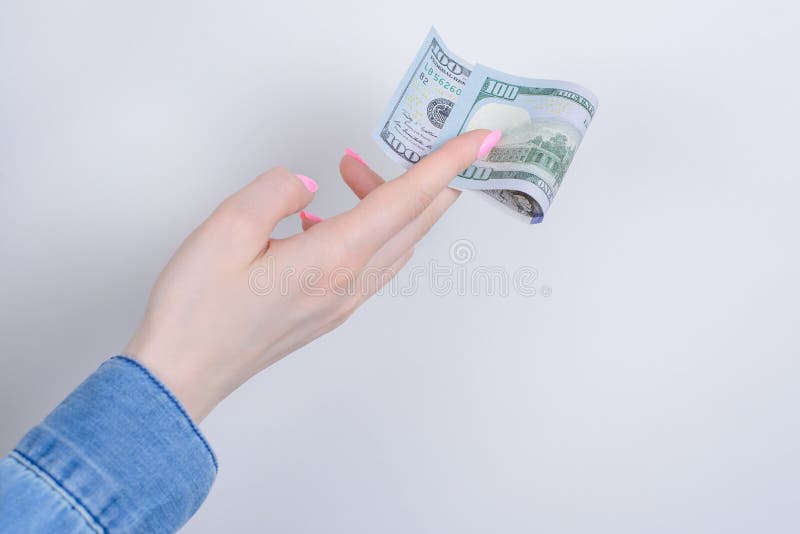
(321, 218), (370, 269)
(408, 186), (436, 219)
(214, 198), (243, 225)
(416, 201), (439, 232)
(213, 199), (262, 240)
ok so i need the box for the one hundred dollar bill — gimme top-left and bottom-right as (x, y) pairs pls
(373, 28), (598, 224)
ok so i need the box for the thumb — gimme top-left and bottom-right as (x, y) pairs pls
(210, 167), (317, 258)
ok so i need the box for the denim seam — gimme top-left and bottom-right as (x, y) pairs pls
(9, 450), (106, 534)
(39, 422), (119, 487)
(110, 355), (219, 471)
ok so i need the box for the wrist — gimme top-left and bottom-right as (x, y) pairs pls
(124, 336), (222, 423)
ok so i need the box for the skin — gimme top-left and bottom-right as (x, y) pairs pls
(125, 129), (494, 422)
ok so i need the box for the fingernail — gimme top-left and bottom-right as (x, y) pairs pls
(476, 130), (502, 159)
(344, 147), (367, 166)
(300, 210), (322, 222)
(296, 174), (318, 193)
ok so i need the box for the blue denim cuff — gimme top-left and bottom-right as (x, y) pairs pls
(12, 356), (217, 533)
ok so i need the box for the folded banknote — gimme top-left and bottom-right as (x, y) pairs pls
(373, 27), (598, 224)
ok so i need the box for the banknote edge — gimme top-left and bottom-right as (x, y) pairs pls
(371, 27), (476, 168)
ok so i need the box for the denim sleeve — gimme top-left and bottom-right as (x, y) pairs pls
(0, 356), (217, 533)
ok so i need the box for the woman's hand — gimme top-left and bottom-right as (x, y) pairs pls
(125, 129), (502, 422)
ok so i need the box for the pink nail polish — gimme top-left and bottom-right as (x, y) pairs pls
(300, 210), (322, 222)
(345, 147), (367, 166)
(476, 130), (502, 159)
(296, 174), (318, 193)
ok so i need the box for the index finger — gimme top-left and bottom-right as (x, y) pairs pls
(337, 128), (501, 258)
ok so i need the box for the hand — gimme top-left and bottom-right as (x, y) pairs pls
(125, 129), (501, 422)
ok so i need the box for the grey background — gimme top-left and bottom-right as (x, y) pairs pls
(1, 1), (798, 532)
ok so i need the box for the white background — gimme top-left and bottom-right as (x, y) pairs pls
(1, 1), (799, 532)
